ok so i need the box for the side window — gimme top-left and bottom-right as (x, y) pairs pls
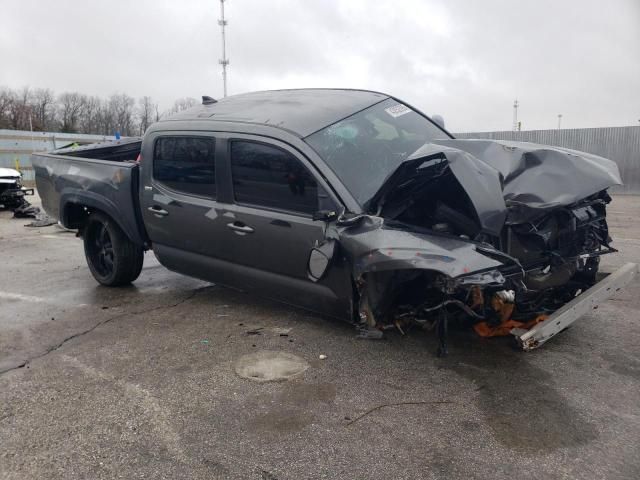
(230, 141), (319, 215)
(153, 136), (216, 198)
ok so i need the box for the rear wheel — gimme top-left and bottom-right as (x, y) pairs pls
(83, 212), (144, 286)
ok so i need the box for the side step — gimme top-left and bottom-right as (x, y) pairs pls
(511, 262), (639, 351)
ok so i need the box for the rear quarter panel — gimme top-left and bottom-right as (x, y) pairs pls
(32, 153), (145, 245)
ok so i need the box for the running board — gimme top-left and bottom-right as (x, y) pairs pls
(512, 262), (639, 351)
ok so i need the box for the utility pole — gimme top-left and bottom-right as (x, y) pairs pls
(218, 0), (229, 97)
(557, 114), (563, 130)
(512, 99), (519, 131)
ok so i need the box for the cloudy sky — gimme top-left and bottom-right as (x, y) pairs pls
(1, 0), (639, 132)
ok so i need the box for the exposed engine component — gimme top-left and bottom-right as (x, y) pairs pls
(355, 192), (616, 354)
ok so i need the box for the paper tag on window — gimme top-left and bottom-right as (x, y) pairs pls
(385, 104), (411, 118)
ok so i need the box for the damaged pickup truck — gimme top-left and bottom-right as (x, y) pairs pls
(0, 167), (34, 213)
(32, 89), (638, 354)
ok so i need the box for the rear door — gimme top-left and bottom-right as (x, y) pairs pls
(221, 136), (349, 316)
(140, 132), (235, 283)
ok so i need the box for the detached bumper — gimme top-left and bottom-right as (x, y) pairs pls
(512, 262), (639, 351)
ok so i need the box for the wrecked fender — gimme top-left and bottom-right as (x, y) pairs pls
(335, 216), (504, 282)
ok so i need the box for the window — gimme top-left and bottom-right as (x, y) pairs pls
(153, 136), (216, 198)
(305, 98), (449, 205)
(230, 141), (319, 215)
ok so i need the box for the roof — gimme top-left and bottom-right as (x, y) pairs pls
(160, 89), (389, 137)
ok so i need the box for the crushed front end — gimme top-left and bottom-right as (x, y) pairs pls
(335, 139), (633, 354)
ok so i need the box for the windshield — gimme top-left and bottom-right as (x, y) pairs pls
(305, 98), (450, 205)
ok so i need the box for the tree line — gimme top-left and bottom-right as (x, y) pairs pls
(0, 86), (199, 136)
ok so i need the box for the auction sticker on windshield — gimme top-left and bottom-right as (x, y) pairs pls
(385, 104), (411, 118)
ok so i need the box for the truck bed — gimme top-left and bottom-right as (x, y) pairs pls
(53, 137), (142, 161)
(32, 138), (147, 246)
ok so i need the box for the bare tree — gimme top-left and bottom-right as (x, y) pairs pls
(0, 87), (15, 129)
(8, 86), (32, 130)
(58, 92), (86, 133)
(154, 104), (162, 123)
(137, 96), (157, 135)
(108, 93), (135, 136)
(31, 88), (56, 131)
(170, 97), (198, 114)
(78, 95), (105, 135)
(0, 86), (203, 135)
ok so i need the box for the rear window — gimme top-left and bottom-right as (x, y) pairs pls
(153, 136), (216, 198)
(230, 141), (319, 215)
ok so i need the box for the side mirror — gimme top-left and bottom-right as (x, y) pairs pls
(308, 240), (336, 282)
(312, 210), (337, 222)
(432, 114), (445, 129)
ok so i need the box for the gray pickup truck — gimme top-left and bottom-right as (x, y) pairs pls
(33, 89), (637, 353)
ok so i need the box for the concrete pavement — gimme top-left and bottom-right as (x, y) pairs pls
(1, 195), (639, 479)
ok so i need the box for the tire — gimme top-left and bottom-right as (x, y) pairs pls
(83, 212), (144, 286)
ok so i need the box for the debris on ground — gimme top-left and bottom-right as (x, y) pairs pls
(12, 201), (40, 218)
(24, 212), (57, 227)
(5, 196), (56, 226)
(345, 400), (453, 426)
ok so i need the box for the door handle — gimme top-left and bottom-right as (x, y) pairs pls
(148, 206), (169, 216)
(226, 222), (254, 234)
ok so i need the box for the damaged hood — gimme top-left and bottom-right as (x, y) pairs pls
(366, 138), (622, 233)
(432, 139), (621, 218)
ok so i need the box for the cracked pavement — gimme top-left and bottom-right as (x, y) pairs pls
(1, 194), (640, 479)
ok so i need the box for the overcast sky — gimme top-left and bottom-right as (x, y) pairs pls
(1, 0), (639, 132)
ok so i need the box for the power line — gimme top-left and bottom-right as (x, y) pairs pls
(218, 0), (229, 97)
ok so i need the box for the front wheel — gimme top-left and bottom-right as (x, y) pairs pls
(83, 212), (144, 286)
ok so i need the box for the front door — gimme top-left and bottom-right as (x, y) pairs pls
(221, 137), (349, 316)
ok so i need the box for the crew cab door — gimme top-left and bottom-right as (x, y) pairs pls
(140, 132), (234, 283)
(220, 136), (350, 317)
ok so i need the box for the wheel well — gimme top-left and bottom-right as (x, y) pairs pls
(353, 269), (447, 325)
(63, 203), (119, 238)
(63, 203), (93, 232)
(63, 202), (147, 250)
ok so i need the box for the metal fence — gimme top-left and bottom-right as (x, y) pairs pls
(0, 129), (116, 181)
(455, 126), (640, 194)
